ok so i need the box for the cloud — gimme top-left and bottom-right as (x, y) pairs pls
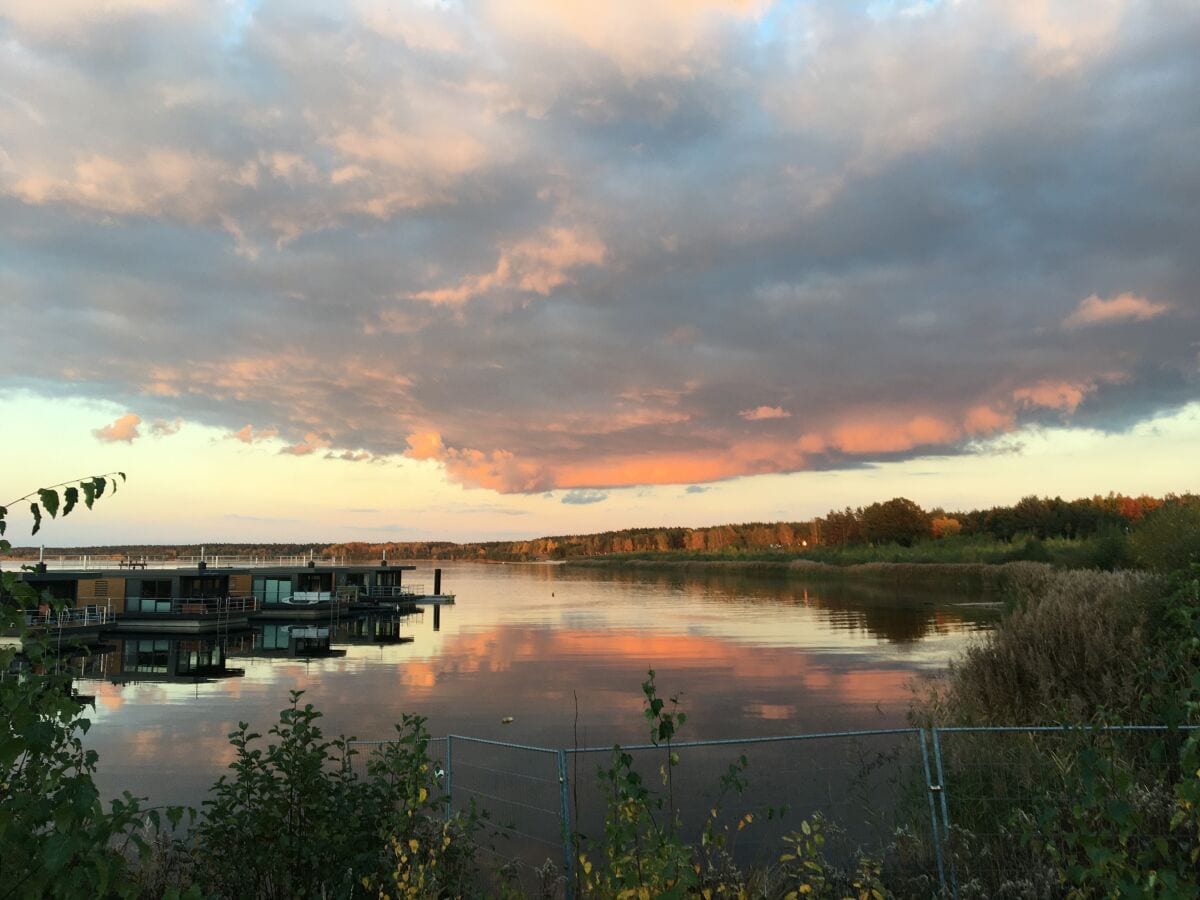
(409, 227), (607, 306)
(326, 449), (372, 462)
(740, 406), (791, 421)
(3, 0), (1199, 495)
(93, 413), (141, 443)
(280, 432), (330, 456)
(1013, 380), (1095, 414)
(149, 418), (182, 437)
(1063, 293), (1172, 329)
(561, 489), (608, 505)
(228, 425), (278, 444)
(685, 485), (710, 494)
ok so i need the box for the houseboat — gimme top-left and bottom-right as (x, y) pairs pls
(5, 556), (440, 634)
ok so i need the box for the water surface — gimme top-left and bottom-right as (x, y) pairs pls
(75, 562), (997, 807)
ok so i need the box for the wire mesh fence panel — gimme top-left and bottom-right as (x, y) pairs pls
(445, 737), (567, 884)
(567, 730), (941, 896)
(342, 724), (1199, 899)
(933, 726), (1195, 900)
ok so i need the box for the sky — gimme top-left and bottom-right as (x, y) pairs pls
(1, 0), (1197, 544)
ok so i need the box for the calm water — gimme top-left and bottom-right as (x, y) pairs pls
(74, 562), (997, 807)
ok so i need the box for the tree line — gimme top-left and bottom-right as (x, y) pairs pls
(324, 492), (1193, 562)
(8, 492), (1192, 564)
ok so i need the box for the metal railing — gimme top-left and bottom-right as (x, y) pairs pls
(22, 603), (114, 628)
(124, 596), (259, 616)
(367, 584), (424, 599)
(349, 723), (1199, 899)
(2, 555), (393, 571)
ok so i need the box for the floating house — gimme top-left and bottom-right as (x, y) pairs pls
(5, 557), (435, 634)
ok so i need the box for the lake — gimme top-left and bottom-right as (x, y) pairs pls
(74, 562), (998, 810)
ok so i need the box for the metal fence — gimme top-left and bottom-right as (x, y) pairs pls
(350, 723), (1197, 898)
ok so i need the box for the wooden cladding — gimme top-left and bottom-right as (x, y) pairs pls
(77, 577), (126, 614)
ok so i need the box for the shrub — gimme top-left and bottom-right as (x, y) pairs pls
(194, 693), (480, 899)
(916, 567), (1164, 726)
(1129, 499), (1200, 572)
(1, 476), (154, 900)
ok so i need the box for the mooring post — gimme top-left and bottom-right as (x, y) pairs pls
(557, 750), (575, 900)
(434, 568), (442, 595)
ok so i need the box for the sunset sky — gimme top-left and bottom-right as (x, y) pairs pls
(1, 0), (1197, 544)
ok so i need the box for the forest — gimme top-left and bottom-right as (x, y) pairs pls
(12, 492), (1192, 566)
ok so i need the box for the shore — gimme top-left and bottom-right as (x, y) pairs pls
(563, 556), (1053, 594)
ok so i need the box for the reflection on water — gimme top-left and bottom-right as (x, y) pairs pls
(77, 637), (246, 685)
(77, 563), (996, 807)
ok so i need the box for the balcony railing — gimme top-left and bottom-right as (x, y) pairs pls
(2, 555), (398, 571)
(366, 584), (423, 600)
(22, 603), (114, 629)
(124, 596), (259, 616)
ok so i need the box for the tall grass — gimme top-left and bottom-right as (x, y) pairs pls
(914, 566), (1166, 725)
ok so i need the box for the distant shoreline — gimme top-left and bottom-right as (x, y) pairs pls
(563, 557), (1049, 593)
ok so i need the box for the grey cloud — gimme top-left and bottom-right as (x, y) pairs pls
(2, 0), (1198, 491)
(561, 490), (609, 505)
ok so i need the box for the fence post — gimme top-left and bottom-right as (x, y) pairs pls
(557, 749), (575, 900)
(918, 729), (947, 896)
(445, 735), (454, 819)
(931, 729), (958, 900)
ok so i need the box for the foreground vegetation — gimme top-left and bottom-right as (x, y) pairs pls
(3, 484), (1200, 897)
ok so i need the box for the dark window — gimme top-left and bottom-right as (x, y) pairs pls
(298, 573), (332, 592)
(182, 576), (224, 598)
(140, 579), (172, 599)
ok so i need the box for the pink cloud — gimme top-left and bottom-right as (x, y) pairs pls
(229, 424), (278, 444)
(405, 431), (446, 460)
(963, 404), (1014, 436)
(1012, 380), (1092, 413)
(280, 432), (330, 456)
(409, 227), (606, 305)
(1063, 292), (1170, 329)
(740, 405), (791, 421)
(830, 414), (960, 455)
(93, 413), (141, 443)
(404, 432), (551, 491)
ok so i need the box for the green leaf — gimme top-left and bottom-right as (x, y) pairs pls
(118, 471), (126, 481)
(93, 476), (107, 499)
(82, 480), (96, 509)
(30, 502), (42, 535)
(62, 487), (78, 517)
(43, 833), (74, 872)
(38, 488), (60, 519)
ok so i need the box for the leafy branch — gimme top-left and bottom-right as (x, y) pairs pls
(0, 472), (126, 537)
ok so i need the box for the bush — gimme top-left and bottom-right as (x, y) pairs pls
(193, 693), (480, 899)
(1129, 499), (1200, 572)
(916, 567), (1165, 725)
